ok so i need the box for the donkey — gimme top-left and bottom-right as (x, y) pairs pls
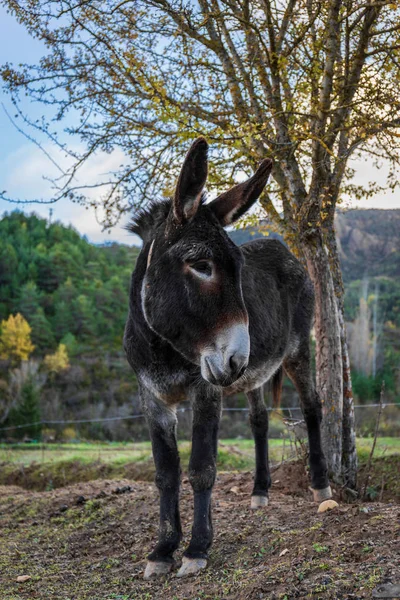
(124, 138), (335, 580)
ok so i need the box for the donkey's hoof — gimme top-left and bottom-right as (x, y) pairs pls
(144, 560), (173, 580)
(317, 499), (339, 513)
(251, 495), (269, 509)
(176, 557), (207, 578)
(311, 486), (332, 503)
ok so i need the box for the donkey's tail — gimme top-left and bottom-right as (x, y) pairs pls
(272, 366), (283, 408)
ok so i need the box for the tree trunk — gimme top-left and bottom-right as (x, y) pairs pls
(327, 229), (358, 489)
(301, 233), (344, 482)
(339, 309), (358, 489)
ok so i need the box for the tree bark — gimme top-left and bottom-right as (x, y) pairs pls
(339, 309), (358, 489)
(327, 228), (358, 489)
(301, 233), (343, 482)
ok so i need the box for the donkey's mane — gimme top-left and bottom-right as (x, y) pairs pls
(126, 200), (172, 243)
(127, 195), (207, 242)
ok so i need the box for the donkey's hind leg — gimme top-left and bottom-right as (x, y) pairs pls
(247, 387), (271, 509)
(284, 346), (336, 510)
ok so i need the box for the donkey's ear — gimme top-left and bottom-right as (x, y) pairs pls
(209, 159), (273, 226)
(173, 137), (208, 223)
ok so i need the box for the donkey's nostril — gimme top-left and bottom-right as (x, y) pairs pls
(229, 354), (239, 372)
(229, 353), (248, 377)
(202, 352), (247, 386)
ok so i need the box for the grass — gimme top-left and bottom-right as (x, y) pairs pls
(0, 441), (153, 466)
(355, 436), (400, 460)
(0, 436), (399, 468)
(0, 439), (291, 476)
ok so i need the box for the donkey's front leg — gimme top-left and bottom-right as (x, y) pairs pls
(141, 388), (182, 580)
(177, 387), (221, 578)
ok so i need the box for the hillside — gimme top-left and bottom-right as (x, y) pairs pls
(0, 209), (398, 441)
(0, 211), (139, 354)
(230, 208), (400, 282)
(335, 209), (400, 281)
(1, 208), (399, 354)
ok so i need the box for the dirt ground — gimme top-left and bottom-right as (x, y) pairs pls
(0, 462), (399, 600)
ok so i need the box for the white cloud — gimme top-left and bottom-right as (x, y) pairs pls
(1, 140), (399, 248)
(0, 142), (141, 245)
(344, 156), (400, 210)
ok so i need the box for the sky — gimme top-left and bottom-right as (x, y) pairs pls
(0, 5), (399, 246)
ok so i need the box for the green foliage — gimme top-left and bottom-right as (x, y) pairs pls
(344, 277), (400, 328)
(352, 371), (398, 404)
(7, 377), (41, 439)
(18, 281), (42, 321)
(60, 332), (79, 357)
(29, 308), (55, 352)
(352, 372), (382, 403)
(0, 212), (139, 353)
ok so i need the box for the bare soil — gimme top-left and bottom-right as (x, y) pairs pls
(0, 462), (399, 600)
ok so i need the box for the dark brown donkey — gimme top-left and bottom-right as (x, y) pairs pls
(124, 138), (336, 579)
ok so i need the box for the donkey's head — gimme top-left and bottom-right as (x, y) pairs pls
(139, 138), (272, 386)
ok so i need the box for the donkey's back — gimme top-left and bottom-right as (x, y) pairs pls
(224, 237), (314, 396)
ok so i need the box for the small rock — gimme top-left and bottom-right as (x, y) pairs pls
(16, 575), (31, 583)
(318, 499), (339, 513)
(229, 486), (240, 495)
(59, 505), (68, 513)
(76, 495), (86, 505)
(279, 548), (289, 557)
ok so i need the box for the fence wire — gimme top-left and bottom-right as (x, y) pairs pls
(0, 403), (398, 432)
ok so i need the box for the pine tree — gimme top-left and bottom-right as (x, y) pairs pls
(13, 378), (41, 439)
(29, 308), (55, 353)
(18, 282), (41, 322)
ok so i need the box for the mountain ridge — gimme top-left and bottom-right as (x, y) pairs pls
(229, 208), (400, 282)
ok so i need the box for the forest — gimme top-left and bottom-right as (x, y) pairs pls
(0, 209), (399, 441)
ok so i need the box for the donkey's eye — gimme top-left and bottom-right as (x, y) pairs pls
(190, 261), (213, 277)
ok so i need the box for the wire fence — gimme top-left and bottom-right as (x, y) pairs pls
(0, 402), (399, 434)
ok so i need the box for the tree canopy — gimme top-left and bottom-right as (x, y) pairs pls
(1, 0), (399, 235)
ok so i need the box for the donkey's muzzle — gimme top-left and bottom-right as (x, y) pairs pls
(200, 323), (250, 387)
